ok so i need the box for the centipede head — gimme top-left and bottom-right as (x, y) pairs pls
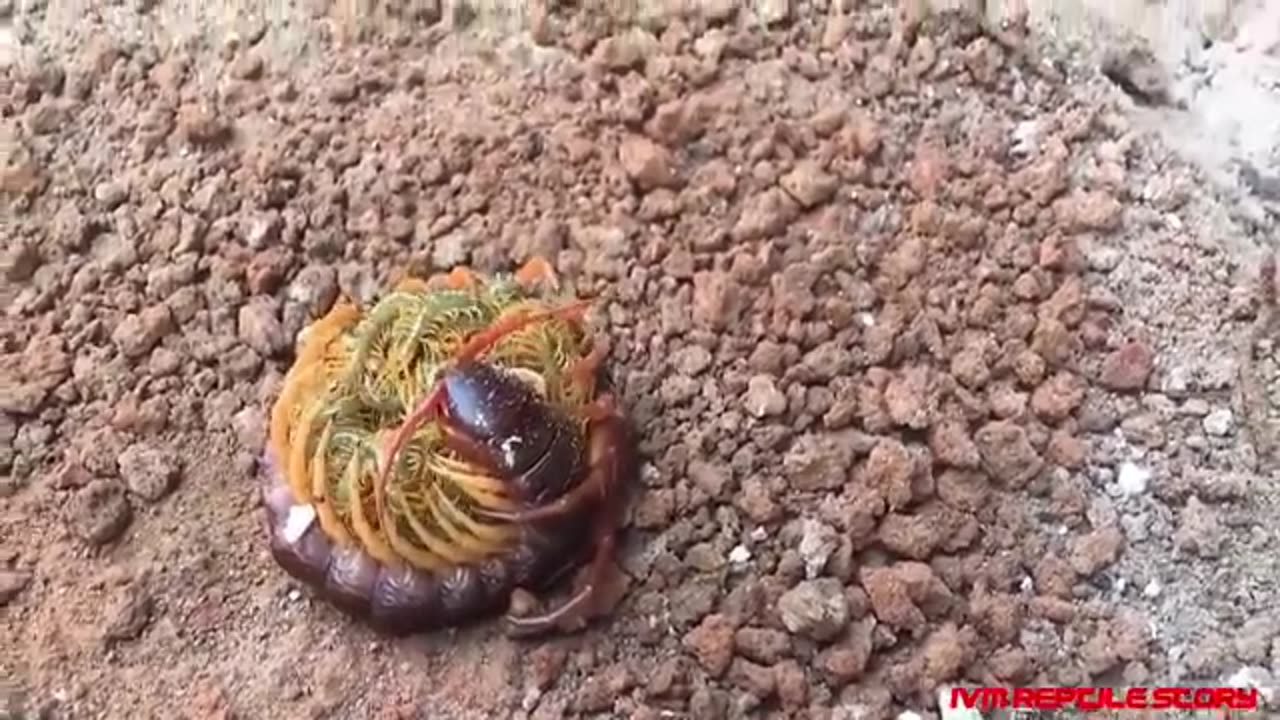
(376, 261), (595, 503)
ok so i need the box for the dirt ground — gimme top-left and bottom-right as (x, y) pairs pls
(2, 1), (1279, 719)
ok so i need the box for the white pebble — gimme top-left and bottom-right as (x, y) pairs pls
(1143, 580), (1161, 598)
(729, 545), (752, 564)
(898, 712), (923, 720)
(521, 686), (543, 712)
(1203, 408), (1235, 436)
(1117, 462), (1151, 497)
(798, 518), (839, 580)
(1227, 667), (1276, 703)
(1011, 120), (1041, 156)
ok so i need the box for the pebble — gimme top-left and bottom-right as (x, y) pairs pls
(1180, 398), (1210, 416)
(1174, 497), (1223, 558)
(757, 0), (790, 25)
(93, 180), (128, 208)
(1116, 462), (1150, 497)
(111, 306), (174, 359)
(116, 442), (181, 502)
(0, 569), (32, 606)
(777, 578), (849, 642)
(683, 613), (736, 677)
(744, 375), (786, 417)
(618, 134), (678, 190)
(102, 582), (153, 644)
(1098, 341), (1155, 391)
(1121, 513), (1150, 542)
(798, 518), (839, 579)
(1227, 666), (1276, 703)
(238, 298), (289, 357)
(1202, 408), (1234, 436)
(66, 480), (133, 546)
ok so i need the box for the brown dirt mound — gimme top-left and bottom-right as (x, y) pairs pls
(3, 3), (1244, 719)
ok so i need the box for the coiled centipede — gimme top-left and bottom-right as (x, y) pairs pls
(259, 258), (633, 635)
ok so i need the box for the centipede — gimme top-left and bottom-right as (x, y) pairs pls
(258, 257), (634, 636)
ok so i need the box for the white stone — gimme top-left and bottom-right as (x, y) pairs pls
(1117, 462), (1151, 496)
(1203, 408), (1235, 436)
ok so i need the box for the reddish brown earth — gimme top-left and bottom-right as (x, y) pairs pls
(2, 2), (1278, 719)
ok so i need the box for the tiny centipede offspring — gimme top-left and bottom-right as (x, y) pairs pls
(258, 257), (635, 636)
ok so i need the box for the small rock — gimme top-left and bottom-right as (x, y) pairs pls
(1068, 527), (1124, 576)
(0, 570), (32, 606)
(102, 582), (153, 644)
(287, 265), (339, 316)
(745, 375), (786, 417)
(111, 306), (174, 359)
(673, 345), (713, 376)
(692, 270), (741, 330)
(732, 188), (799, 242)
(619, 134), (678, 190)
(177, 103), (231, 144)
(1099, 341), (1154, 391)
(528, 644), (568, 691)
(779, 161), (837, 208)
(773, 659), (807, 709)
(94, 180), (128, 209)
(734, 627), (791, 665)
(683, 613), (736, 677)
(1174, 497), (1223, 558)
(974, 421), (1044, 488)
(3, 241), (42, 282)
(1055, 189), (1123, 232)
(116, 442), (181, 502)
(819, 620), (874, 685)
(1116, 462), (1150, 497)
(326, 73), (358, 102)
(66, 479), (132, 546)
(783, 434), (852, 491)
(798, 518), (839, 579)
(573, 665), (633, 713)
(757, 0), (790, 25)
(728, 658), (775, 698)
(591, 29), (659, 72)
(233, 406), (267, 453)
(1202, 408), (1234, 436)
(777, 578), (849, 642)
(239, 297), (288, 357)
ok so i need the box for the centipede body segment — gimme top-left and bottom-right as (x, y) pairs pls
(259, 257), (634, 636)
